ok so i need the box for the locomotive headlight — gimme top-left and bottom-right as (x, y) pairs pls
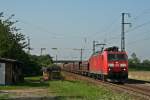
(108, 64), (114, 67)
(123, 68), (126, 71)
(120, 64), (126, 67)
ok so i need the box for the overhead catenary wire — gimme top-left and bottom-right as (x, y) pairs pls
(125, 20), (150, 33)
(104, 10), (150, 44)
(2, 12), (66, 39)
(127, 36), (150, 46)
(106, 20), (150, 43)
(4, 12), (87, 40)
(88, 16), (120, 40)
(130, 8), (150, 23)
(3, 11), (150, 59)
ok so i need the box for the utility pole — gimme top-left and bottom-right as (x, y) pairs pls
(51, 48), (58, 61)
(73, 48), (84, 62)
(93, 40), (97, 54)
(93, 40), (106, 54)
(121, 13), (131, 51)
(56, 55), (57, 61)
(80, 48), (83, 62)
(27, 36), (31, 54)
(40, 48), (46, 55)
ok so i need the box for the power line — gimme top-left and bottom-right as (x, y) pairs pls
(106, 19), (150, 44)
(125, 20), (150, 33)
(51, 47), (90, 61)
(17, 19), (62, 36)
(130, 8), (150, 23)
(94, 10), (150, 43)
(87, 16), (120, 39)
(27, 36), (32, 54)
(127, 36), (150, 46)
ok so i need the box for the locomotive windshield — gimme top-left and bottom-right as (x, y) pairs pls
(108, 54), (127, 61)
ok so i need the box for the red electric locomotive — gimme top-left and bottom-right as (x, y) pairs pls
(62, 46), (128, 82)
(89, 46), (128, 82)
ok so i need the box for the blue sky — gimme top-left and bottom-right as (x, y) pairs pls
(0, 0), (150, 60)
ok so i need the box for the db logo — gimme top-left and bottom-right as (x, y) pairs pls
(115, 63), (119, 67)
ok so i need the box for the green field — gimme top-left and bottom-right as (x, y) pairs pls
(48, 80), (132, 100)
(129, 66), (150, 71)
(0, 76), (133, 100)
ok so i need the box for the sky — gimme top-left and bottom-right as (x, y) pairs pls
(0, 0), (150, 60)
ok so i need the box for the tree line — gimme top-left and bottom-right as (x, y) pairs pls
(0, 12), (53, 76)
(129, 52), (150, 71)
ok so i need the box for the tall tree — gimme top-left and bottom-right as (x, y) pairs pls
(0, 12), (53, 76)
(0, 12), (27, 60)
(130, 52), (140, 64)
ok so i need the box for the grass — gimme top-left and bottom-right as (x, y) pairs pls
(48, 80), (132, 100)
(0, 76), (132, 100)
(0, 94), (10, 99)
(0, 76), (49, 90)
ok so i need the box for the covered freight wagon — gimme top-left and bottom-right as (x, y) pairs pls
(42, 65), (61, 80)
(0, 58), (24, 85)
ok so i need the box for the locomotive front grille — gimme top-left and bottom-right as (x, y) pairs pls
(108, 71), (128, 80)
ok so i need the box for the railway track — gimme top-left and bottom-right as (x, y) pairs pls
(104, 81), (150, 99)
(63, 71), (150, 100)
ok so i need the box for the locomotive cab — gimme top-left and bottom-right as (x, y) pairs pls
(105, 47), (128, 82)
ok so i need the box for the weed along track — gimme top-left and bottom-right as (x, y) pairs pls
(116, 83), (150, 99)
(63, 71), (150, 100)
(105, 81), (150, 100)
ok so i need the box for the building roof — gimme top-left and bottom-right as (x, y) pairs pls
(0, 58), (22, 64)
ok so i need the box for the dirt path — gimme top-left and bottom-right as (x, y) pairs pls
(1, 88), (50, 97)
(0, 87), (60, 100)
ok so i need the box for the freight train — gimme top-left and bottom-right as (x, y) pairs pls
(63, 46), (128, 83)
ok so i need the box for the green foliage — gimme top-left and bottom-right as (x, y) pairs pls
(0, 12), (53, 76)
(31, 54), (53, 67)
(129, 63), (150, 71)
(129, 52), (150, 71)
(0, 94), (9, 99)
(0, 12), (27, 60)
(129, 52), (141, 64)
(0, 13), (35, 76)
(142, 59), (150, 65)
(23, 54), (53, 76)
